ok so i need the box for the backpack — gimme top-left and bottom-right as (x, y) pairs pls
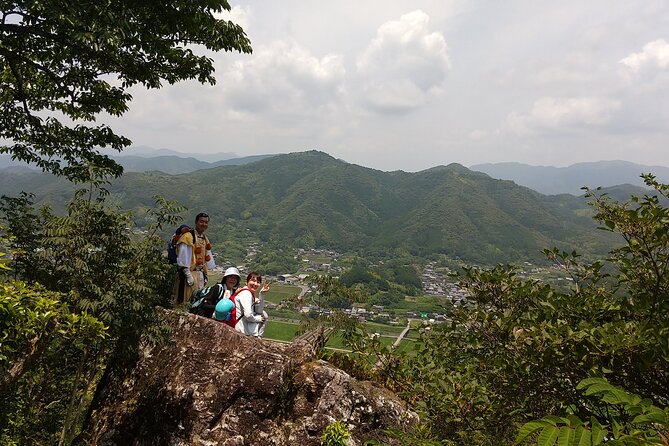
(167, 224), (194, 264)
(218, 287), (250, 327)
(189, 283), (226, 318)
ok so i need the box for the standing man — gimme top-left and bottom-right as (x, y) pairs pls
(174, 212), (215, 305)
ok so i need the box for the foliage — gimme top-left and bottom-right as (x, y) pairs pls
(307, 274), (358, 310)
(0, 236), (107, 445)
(4, 193), (181, 358)
(338, 257), (422, 306)
(248, 244), (300, 275)
(0, 193), (182, 444)
(0, 193), (47, 281)
(0, 0), (251, 182)
(364, 425), (452, 446)
(517, 378), (669, 446)
(320, 174), (669, 445)
(0, 274), (106, 394)
(320, 421), (350, 446)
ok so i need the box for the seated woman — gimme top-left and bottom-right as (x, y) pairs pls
(190, 266), (241, 318)
(221, 266), (241, 299)
(234, 271), (270, 337)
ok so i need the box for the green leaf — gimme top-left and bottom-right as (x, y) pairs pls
(631, 411), (668, 425)
(538, 426), (559, 446)
(517, 421), (549, 444)
(589, 418), (606, 445)
(574, 426), (591, 446)
(557, 426), (575, 446)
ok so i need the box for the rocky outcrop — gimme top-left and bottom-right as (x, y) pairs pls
(86, 310), (417, 445)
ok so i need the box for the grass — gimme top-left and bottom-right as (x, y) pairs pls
(264, 320), (300, 342)
(364, 321), (406, 337)
(263, 283), (301, 304)
(404, 329), (421, 340)
(269, 308), (304, 321)
(302, 255), (333, 263)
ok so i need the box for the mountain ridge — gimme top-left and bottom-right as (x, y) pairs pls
(0, 150), (626, 264)
(471, 160), (669, 195)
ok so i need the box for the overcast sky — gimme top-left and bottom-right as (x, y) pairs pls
(106, 0), (669, 172)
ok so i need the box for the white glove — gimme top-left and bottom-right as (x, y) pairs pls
(184, 269), (194, 286)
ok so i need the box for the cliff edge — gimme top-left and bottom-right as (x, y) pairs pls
(85, 310), (417, 445)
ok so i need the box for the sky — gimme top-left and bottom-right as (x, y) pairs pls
(105, 0), (669, 172)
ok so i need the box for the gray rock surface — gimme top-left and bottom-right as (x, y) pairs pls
(86, 310), (417, 445)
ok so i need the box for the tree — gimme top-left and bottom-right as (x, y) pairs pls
(0, 193), (184, 444)
(1, 0), (251, 182)
(332, 175), (669, 445)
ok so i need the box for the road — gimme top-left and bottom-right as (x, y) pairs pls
(392, 320), (411, 348)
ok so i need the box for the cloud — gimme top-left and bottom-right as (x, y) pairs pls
(356, 10), (450, 114)
(506, 97), (622, 134)
(620, 39), (669, 73)
(220, 40), (346, 117)
(213, 5), (252, 31)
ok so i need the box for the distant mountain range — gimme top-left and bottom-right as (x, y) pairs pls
(470, 160), (669, 196)
(108, 154), (274, 174)
(0, 150), (627, 265)
(99, 145), (238, 162)
(0, 150), (274, 175)
(5, 147), (666, 195)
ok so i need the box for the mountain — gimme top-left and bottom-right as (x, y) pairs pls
(0, 151), (623, 264)
(0, 154), (39, 170)
(1, 151), (275, 174)
(470, 160), (669, 196)
(109, 154), (274, 174)
(101, 145), (237, 162)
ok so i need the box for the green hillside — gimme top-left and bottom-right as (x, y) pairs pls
(0, 150), (619, 264)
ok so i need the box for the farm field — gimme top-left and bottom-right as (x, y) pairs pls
(263, 283), (302, 304)
(365, 321), (406, 337)
(265, 319), (420, 351)
(264, 320), (300, 342)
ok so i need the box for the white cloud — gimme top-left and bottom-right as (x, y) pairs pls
(356, 10), (450, 113)
(221, 40), (346, 116)
(620, 39), (669, 73)
(506, 97), (622, 134)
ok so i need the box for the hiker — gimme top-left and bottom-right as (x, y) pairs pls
(220, 266), (241, 299)
(234, 271), (270, 337)
(208, 266), (242, 321)
(174, 212), (215, 305)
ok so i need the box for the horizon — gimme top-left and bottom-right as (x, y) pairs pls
(115, 146), (669, 171)
(4, 146), (669, 173)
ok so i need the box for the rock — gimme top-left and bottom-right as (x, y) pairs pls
(85, 310), (417, 445)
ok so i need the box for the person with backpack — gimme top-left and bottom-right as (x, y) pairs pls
(220, 266), (241, 299)
(233, 271), (270, 337)
(189, 266), (241, 319)
(173, 212), (215, 305)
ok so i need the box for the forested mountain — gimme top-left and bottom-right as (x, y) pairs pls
(0, 150), (620, 264)
(471, 160), (669, 195)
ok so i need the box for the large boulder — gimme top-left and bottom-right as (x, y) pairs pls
(86, 310), (417, 445)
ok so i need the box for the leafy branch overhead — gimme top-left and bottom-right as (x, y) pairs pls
(0, 0), (252, 182)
